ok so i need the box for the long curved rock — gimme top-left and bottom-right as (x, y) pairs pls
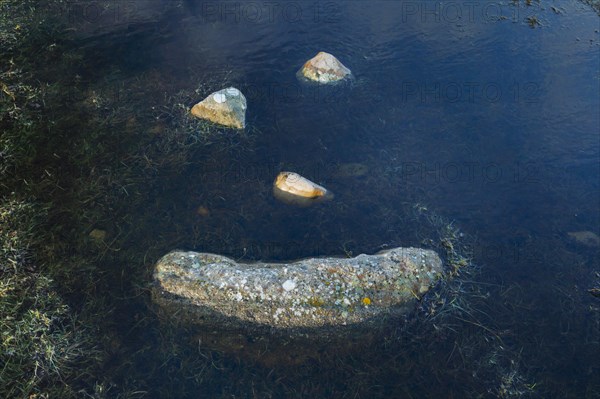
(152, 247), (443, 337)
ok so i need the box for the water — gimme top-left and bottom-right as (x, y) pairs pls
(144, 1), (599, 263)
(25, 0), (600, 397)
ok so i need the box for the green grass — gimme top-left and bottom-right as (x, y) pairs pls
(0, 200), (101, 398)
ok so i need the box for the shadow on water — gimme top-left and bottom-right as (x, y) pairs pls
(1, 0), (599, 397)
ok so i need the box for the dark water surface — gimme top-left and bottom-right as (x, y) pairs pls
(137, 0), (600, 258)
(50, 0), (600, 397)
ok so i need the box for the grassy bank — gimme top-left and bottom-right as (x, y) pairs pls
(1, 1), (194, 396)
(0, 1), (262, 396)
(0, 200), (102, 397)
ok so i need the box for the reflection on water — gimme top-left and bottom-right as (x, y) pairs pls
(29, 0), (600, 397)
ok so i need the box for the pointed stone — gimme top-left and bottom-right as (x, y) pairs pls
(190, 87), (246, 129)
(298, 51), (352, 83)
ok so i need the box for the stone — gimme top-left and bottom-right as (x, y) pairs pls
(196, 206), (210, 217)
(152, 247), (443, 338)
(190, 87), (246, 129)
(273, 171), (333, 207)
(88, 229), (106, 243)
(567, 231), (600, 247)
(298, 52), (352, 83)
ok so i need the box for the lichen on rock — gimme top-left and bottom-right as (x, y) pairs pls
(152, 247), (443, 337)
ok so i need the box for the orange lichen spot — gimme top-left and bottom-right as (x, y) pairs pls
(362, 297), (371, 306)
(308, 297), (325, 307)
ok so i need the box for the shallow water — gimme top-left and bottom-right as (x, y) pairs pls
(37, 0), (600, 397)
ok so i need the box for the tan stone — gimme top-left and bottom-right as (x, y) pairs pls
(273, 172), (333, 206)
(190, 87), (246, 129)
(298, 51), (351, 83)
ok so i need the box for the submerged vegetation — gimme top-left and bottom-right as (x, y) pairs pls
(1, 0), (598, 398)
(0, 1), (228, 396)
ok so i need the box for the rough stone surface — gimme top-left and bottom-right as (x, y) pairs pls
(190, 87), (246, 129)
(153, 247), (443, 337)
(298, 52), (352, 83)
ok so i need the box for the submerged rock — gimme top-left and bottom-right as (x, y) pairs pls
(567, 231), (600, 247)
(190, 87), (246, 129)
(273, 171), (333, 207)
(298, 52), (352, 83)
(88, 229), (106, 243)
(152, 247), (443, 338)
(334, 163), (369, 178)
